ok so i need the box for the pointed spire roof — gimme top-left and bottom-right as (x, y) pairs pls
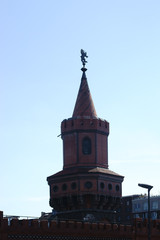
(72, 67), (97, 118)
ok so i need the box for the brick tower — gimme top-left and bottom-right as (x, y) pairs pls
(47, 50), (124, 222)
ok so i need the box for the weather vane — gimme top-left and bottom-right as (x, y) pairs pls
(80, 49), (88, 67)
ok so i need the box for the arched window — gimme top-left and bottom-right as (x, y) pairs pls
(82, 137), (91, 155)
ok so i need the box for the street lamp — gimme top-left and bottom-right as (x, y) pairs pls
(138, 183), (153, 240)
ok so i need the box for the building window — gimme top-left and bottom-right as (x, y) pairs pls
(127, 207), (130, 212)
(152, 212), (157, 220)
(108, 183), (112, 190)
(152, 201), (158, 210)
(82, 137), (91, 155)
(85, 181), (93, 189)
(115, 185), (120, 192)
(134, 214), (140, 218)
(143, 202), (148, 211)
(71, 182), (77, 190)
(62, 184), (67, 191)
(145, 212), (148, 218)
(134, 203), (140, 212)
(100, 182), (105, 189)
(127, 201), (130, 206)
(53, 185), (58, 192)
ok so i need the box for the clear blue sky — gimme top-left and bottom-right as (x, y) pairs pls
(0, 0), (160, 217)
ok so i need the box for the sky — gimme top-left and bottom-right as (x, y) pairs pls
(0, 0), (160, 217)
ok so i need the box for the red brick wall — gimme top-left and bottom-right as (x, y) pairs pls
(63, 133), (77, 167)
(134, 218), (160, 240)
(96, 133), (108, 168)
(0, 211), (133, 240)
(1, 212), (160, 240)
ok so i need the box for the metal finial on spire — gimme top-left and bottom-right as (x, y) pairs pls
(80, 49), (88, 67)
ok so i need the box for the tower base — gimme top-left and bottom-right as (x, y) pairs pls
(48, 209), (117, 223)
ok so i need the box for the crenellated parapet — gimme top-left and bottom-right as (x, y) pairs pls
(133, 218), (160, 240)
(0, 211), (160, 240)
(61, 117), (109, 136)
(1, 212), (160, 240)
(0, 211), (133, 240)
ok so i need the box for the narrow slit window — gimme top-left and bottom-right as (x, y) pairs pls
(82, 137), (91, 155)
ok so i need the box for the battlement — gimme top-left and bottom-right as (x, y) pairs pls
(1, 211), (160, 239)
(134, 218), (160, 240)
(0, 211), (132, 240)
(61, 117), (109, 136)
